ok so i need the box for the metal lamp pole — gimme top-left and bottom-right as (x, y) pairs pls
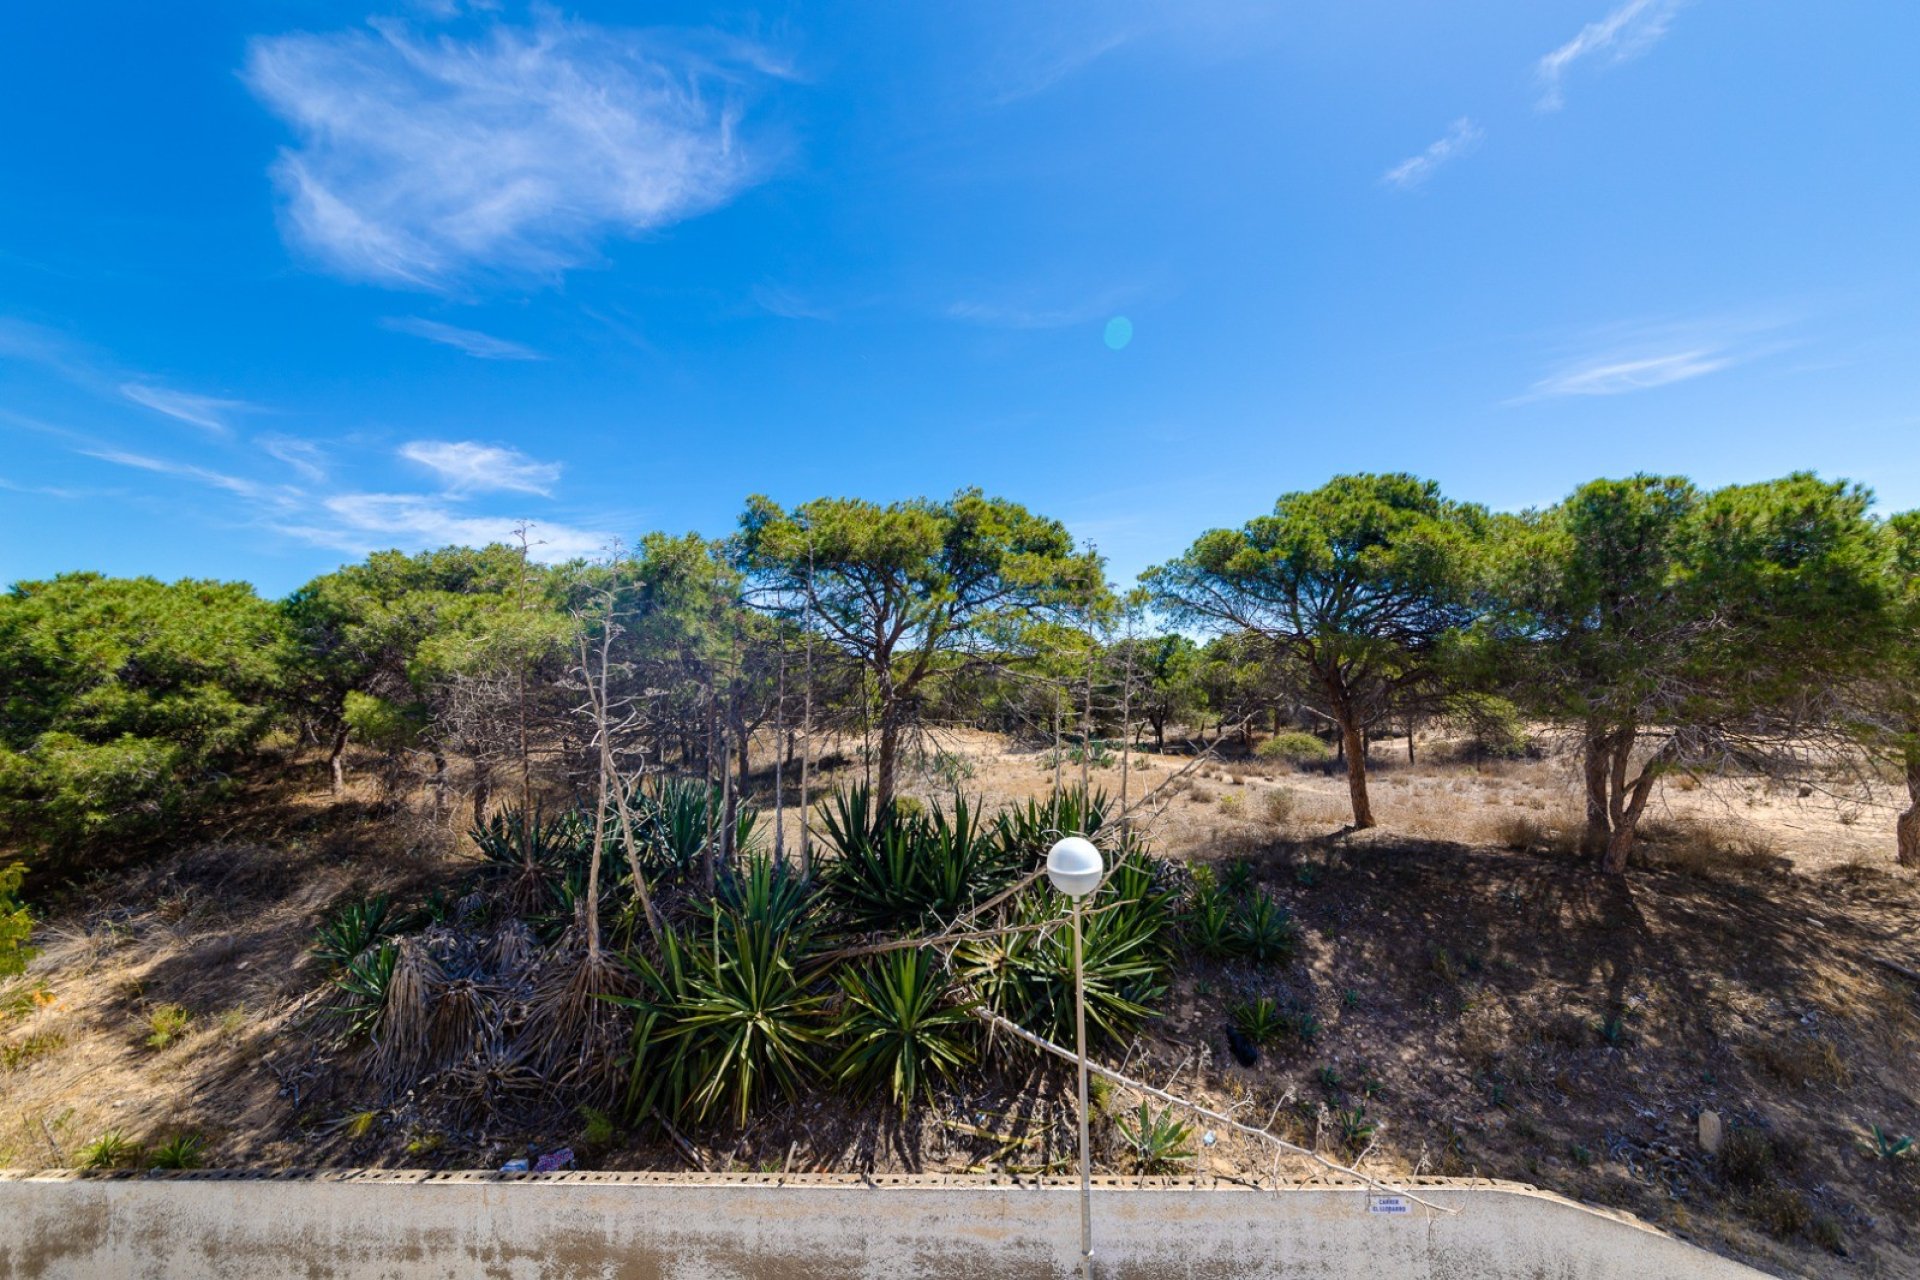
(1047, 836), (1105, 1280)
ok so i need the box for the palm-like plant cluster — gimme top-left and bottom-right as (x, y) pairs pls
(308, 782), (1175, 1143)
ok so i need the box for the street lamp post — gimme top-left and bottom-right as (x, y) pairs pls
(1046, 835), (1105, 1280)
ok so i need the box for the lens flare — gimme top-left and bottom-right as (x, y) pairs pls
(1103, 316), (1133, 350)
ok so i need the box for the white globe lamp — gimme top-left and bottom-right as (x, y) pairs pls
(1046, 836), (1105, 899)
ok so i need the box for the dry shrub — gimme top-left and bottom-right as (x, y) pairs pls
(524, 929), (632, 1098)
(370, 936), (440, 1088)
(1262, 788), (1297, 829)
(1744, 1185), (1814, 1240)
(427, 975), (489, 1070)
(1719, 1125), (1781, 1191)
(1743, 1034), (1852, 1089)
(1217, 792), (1245, 817)
(1639, 817), (1776, 876)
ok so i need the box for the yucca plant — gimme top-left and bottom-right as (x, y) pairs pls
(1859, 1124), (1915, 1161)
(76, 1129), (141, 1170)
(1183, 883), (1235, 959)
(148, 1132), (206, 1170)
(826, 793), (1011, 930)
(615, 908), (829, 1128)
(831, 949), (976, 1117)
(471, 805), (581, 911)
(330, 941), (398, 1040)
(957, 875), (1168, 1050)
(1229, 891), (1299, 965)
(991, 785), (1113, 862)
(1115, 1101), (1194, 1173)
(1231, 996), (1288, 1045)
(313, 894), (394, 974)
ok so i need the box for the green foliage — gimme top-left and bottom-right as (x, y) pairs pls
(77, 1129), (141, 1170)
(1182, 879), (1236, 959)
(956, 850), (1171, 1049)
(1228, 891), (1299, 965)
(145, 1003), (191, 1050)
(313, 894), (395, 974)
(1444, 693), (1531, 759)
(330, 942), (398, 1041)
(830, 948), (976, 1117)
(1230, 996), (1288, 1045)
(823, 790), (1018, 930)
(741, 490), (1106, 805)
(0, 573), (290, 867)
(615, 888), (829, 1128)
(578, 1106), (618, 1148)
(1333, 1105), (1377, 1151)
(0, 863), (33, 978)
(148, 1132), (207, 1170)
(1256, 732), (1332, 764)
(1859, 1124), (1915, 1161)
(1114, 1101), (1194, 1172)
(341, 691), (423, 750)
(1148, 474), (1488, 826)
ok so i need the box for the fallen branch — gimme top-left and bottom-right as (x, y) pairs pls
(971, 1007), (1459, 1215)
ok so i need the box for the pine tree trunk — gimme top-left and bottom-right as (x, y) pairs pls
(327, 724), (349, 795)
(1582, 728), (1612, 856)
(1339, 716), (1374, 828)
(1897, 748), (1920, 869)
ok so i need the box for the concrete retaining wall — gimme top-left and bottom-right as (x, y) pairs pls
(0, 1170), (1772, 1279)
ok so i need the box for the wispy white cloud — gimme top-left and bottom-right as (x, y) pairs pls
(750, 284), (837, 322)
(243, 15), (783, 290)
(1519, 313), (1790, 400)
(119, 382), (258, 434)
(1537, 0), (1684, 111)
(400, 440), (561, 495)
(1528, 349), (1733, 397)
(78, 446), (282, 501)
(985, 27), (1136, 106)
(946, 287), (1136, 331)
(298, 493), (608, 561)
(1381, 118), (1485, 191)
(75, 439), (604, 563)
(257, 434), (329, 484)
(382, 316), (544, 360)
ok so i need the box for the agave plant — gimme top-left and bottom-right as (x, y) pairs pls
(831, 948), (975, 1117)
(148, 1132), (206, 1170)
(313, 894), (394, 974)
(991, 785), (1113, 862)
(1231, 996), (1288, 1045)
(1115, 1101), (1194, 1173)
(1183, 881), (1236, 959)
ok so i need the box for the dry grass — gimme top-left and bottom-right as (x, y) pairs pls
(1743, 1034), (1853, 1089)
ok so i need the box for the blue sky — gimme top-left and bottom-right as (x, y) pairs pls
(4, 1), (1918, 595)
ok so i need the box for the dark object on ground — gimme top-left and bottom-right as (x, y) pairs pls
(1225, 1024), (1259, 1067)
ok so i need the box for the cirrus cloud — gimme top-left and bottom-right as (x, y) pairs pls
(243, 15), (784, 290)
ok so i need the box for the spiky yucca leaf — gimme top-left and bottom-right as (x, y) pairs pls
(831, 949), (975, 1117)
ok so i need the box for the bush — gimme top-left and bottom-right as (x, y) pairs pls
(1445, 694), (1532, 760)
(0, 863), (32, 978)
(1256, 732), (1332, 765)
(0, 574), (290, 869)
(145, 1003), (191, 1050)
(957, 851), (1172, 1050)
(1228, 892), (1299, 965)
(1261, 788), (1296, 827)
